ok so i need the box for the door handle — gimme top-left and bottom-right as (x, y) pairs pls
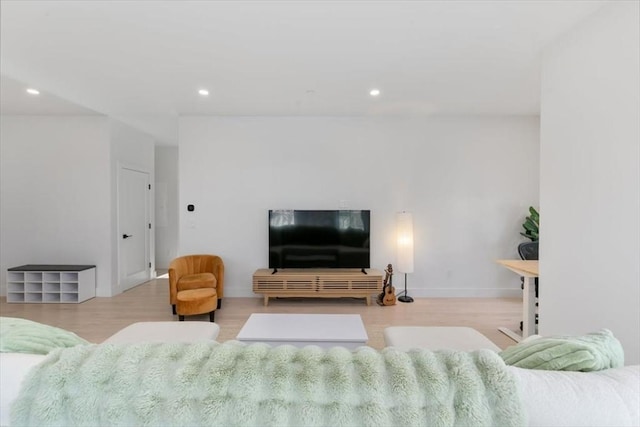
(122, 234), (133, 239)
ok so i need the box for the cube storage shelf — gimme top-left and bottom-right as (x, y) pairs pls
(6, 265), (96, 303)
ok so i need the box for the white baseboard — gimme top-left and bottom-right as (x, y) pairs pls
(399, 288), (523, 298)
(227, 288), (523, 298)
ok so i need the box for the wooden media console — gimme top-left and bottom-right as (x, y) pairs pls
(252, 268), (383, 306)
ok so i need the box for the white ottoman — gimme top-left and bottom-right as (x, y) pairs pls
(103, 321), (220, 344)
(383, 326), (501, 352)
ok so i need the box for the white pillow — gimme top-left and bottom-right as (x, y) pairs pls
(0, 353), (46, 427)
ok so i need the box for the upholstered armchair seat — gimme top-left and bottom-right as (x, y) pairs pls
(169, 255), (224, 320)
(177, 288), (217, 322)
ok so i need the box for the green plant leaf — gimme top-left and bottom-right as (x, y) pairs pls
(523, 220), (537, 232)
(529, 207), (540, 223)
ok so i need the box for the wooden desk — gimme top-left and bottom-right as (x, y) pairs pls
(496, 259), (539, 342)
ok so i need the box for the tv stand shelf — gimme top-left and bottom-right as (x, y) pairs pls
(252, 268), (383, 306)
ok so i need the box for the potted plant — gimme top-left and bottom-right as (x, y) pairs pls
(520, 206), (539, 241)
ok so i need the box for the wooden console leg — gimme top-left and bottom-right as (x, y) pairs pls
(264, 295), (269, 306)
(366, 295), (371, 306)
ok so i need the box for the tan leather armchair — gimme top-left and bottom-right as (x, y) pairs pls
(169, 255), (224, 318)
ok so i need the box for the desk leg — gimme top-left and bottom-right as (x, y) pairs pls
(522, 276), (536, 338)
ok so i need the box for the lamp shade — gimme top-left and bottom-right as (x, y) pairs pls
(396, 212), (414, 273)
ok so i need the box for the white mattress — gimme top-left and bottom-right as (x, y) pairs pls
(511, 365), (640, 426)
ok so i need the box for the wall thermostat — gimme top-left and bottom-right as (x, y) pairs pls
(187, 204), (195, 212)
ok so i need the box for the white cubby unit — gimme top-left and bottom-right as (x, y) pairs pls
(6, 265), (96, 303)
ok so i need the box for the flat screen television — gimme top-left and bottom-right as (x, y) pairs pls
(269, 209), (370, 270)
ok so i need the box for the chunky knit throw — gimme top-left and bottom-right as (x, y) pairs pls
(500, 329), (624, 372)
(11, 341), (525, 427)
(0, 317), (88, 355)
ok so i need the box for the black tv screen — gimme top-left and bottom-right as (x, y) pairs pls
(269, 210), (370, 269)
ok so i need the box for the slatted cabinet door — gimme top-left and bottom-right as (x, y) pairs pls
(253, 269), (382, 306)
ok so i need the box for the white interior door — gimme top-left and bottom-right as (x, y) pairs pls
(118, 167), (151, 291)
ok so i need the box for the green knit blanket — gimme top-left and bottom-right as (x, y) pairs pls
(500, 329), (624, 372)
(0, 317), (89, 355)
(11, 341), (525, 427)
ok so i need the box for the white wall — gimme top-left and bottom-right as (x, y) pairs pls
(179, 116), (539, 298)
(109, 119), (156, 291)
(540, 2), (640, 363)
(0, 116), (112, 295)
(154, 146), (179, 269)
(0, 116), (156, 297)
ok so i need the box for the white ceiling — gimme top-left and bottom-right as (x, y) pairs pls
(1, 75), (100, 115)
(0, 1), (605, 145)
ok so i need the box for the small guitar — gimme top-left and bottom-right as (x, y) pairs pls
(382, 264), (396, 306)
(377, 263), (397, 306)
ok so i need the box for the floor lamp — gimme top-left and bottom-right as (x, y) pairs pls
(397, 211), (414, 303)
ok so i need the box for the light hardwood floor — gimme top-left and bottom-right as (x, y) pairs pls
(0, 276), (522, 350)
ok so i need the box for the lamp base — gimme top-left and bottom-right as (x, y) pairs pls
(398, 295), (414, 303)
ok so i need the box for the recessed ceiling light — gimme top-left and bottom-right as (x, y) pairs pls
(198, 89), (209, 96)
(26, 88), (40, 95)
(369, 89), (380, 97)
